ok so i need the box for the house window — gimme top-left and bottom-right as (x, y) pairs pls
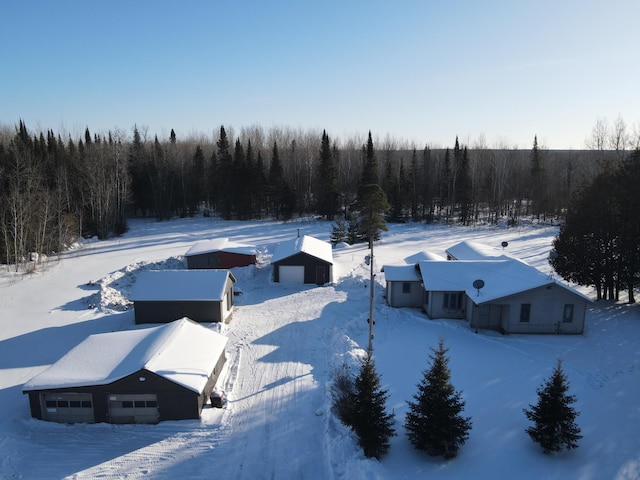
(520, 303), (531, 322)
(563, 304), (574, 323)
(402, 282), (411, 294)
(443, 292), (462, 310)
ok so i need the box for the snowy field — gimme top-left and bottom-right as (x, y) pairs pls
(1, 216), (639, 480)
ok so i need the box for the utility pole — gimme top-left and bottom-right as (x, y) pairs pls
(367, 240), (375, 354)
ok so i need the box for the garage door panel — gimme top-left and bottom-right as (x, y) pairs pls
(42, 393), (94, 423)
(108, 393), (159, 424)
(279, 265), (304, 283)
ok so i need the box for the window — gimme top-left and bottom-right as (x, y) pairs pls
(520, 303), (531, 322)
(563, 304), (574, 323)
(122, 401), (134, 408)
(402, 282), (411, 294)
(443, 292), (462, 310)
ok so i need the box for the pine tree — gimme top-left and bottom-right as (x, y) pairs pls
(352, 354), (396, 459)
(216, 126), (234, 220)
(330, 218), (348, 244)
(405, 338), (472, 459)
(524, 360), (582, 454)
(316, 130), (339, 219)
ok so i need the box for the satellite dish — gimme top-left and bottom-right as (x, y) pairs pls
(501, 241), (509, 249)
(473, 279), (485, 297)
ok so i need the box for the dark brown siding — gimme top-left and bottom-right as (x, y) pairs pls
(273, 252), (332, 285)
(24, 357), (226, 423)
(134, 300), (221, 324)
(187, 251), (255, 269)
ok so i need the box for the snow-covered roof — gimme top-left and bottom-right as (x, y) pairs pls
(383, 264), (422, 282)
(418, 259), (592, 304)
(445, 240), (514, 261)
(184, 238), (256, 257)
(404, 250), (446, 263)
(129, 269), (235, 302)
(23, 318), (228, 393)
(271, 235), (333, 264)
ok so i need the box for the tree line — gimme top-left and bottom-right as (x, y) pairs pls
(551, 147), (640, 302)
(1, 118), (635, 268)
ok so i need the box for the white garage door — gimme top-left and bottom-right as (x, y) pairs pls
(279, 265), (304, 283)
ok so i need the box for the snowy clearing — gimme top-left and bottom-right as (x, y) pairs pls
(1, 217), (639, 480)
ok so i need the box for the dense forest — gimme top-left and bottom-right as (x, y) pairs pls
(0, 119), (635, 273)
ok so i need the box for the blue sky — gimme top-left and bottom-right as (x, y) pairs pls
(1, 0), (638, 149)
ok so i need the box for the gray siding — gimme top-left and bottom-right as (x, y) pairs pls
(386, 280), (423, 307)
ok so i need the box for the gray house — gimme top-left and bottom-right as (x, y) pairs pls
(130, 269), (236, 324)
(271, 235), (333, 285)
(23, 318), (228, 424)
(417, 259), (591, 334)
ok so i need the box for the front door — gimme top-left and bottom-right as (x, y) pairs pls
(315, 266), (326, 285)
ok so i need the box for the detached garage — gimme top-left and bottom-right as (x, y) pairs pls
(271, 235), (333, 285)
(130, 269), (236, 324)
(23, 318), (228, 424)
(184, 238), (257, 269)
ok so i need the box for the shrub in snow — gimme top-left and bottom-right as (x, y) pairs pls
(523, 359), (582, 454)
(405, 338), (472, 459)
(331, 363), (356, 428)
(351, 353), (396, 459)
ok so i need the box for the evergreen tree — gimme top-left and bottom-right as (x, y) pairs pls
(524, 360), (582, 454)
(331, 363), (356, 428)
(359, 131), (378, 187)
(405, 338), (472, 459)
(206, 150), (218, 213)
(352, 354), (396, 459)
(216, 126), (234, 220)
(529, 135), (547, 219)
(253, 150), (267, 218)
(316, 130), (339, 218)
(354, 184), (390, 247)
(330, 218), (348, 244)
(550, 170), (619, 300)
(457, 146), (472, 225)
(189, 145), (206, 215)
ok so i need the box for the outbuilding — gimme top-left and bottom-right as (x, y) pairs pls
(22, 318), (228, 424)
(130, 269), (236, 324)
(271, 235), (333, 285)
(184, 238), (257, 269)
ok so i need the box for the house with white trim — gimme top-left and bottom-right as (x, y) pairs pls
(383, 242), (592, 334)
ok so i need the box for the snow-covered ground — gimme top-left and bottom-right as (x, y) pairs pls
(1, 217), (638, 480)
